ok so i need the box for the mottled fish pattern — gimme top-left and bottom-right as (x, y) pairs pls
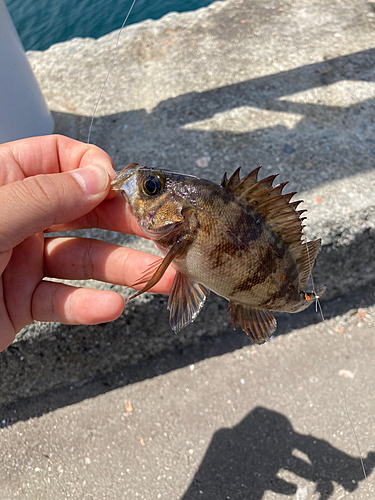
(111, 164), (323, 344)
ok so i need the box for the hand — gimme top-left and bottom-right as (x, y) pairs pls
(0, 134), (175, 351)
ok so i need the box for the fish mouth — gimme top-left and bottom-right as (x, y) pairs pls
(111, 163), (150, 205)
(141, 220), (184, 240)
(111, 163), (143, 192)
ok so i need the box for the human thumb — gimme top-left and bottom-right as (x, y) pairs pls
(0, 164), (111, 252)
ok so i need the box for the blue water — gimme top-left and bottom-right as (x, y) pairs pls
(5, 0), (219, 51)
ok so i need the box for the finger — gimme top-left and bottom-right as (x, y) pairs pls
(0, 249), (12, 274)
(31, 281), (125, 324)
(45, 194), (146, 237)
(0, 165), (112, 252)
(0, 308), (15, 352)
(0, 134), (115, 181)
(44, 237), (175, 294)
(0, 270), (16, 352)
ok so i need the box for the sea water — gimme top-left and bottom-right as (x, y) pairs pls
(5, 0), (220, 51)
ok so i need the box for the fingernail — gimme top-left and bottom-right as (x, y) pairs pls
(72, 165), (110, 195)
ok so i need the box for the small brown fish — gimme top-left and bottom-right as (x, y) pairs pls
(111, 164), (323, 344)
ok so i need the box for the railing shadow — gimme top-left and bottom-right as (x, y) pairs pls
(54, 47), (375, 190)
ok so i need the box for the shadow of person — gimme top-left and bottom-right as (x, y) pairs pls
(181, 407), (375, 500)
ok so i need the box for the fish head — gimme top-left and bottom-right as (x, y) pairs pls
(111, 163), (193, 240)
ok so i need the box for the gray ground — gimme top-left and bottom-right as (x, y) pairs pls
(1, 0), (375, 498)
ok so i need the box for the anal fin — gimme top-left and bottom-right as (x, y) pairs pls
(168, 272), (210, 333)
(228, 303), (276, 344)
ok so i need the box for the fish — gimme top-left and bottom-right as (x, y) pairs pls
(111, 163), (324, 344)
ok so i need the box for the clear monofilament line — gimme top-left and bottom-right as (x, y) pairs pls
(343, 392), (367, 480)
(301, 226), (324, 321)
(316, 297), (325, 321)
(87, 0), (139, 144)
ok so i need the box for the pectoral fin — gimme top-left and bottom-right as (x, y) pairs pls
(168, 272), (210, 332)
(228, 302), (276, 344)
(129, 257), (164, 290)
(128, 238), (188, 301)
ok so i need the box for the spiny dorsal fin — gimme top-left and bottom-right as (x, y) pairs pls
(222, 166), (262, 193)
(224, 166), (320, 287)
(225, 166), (304, 247)
(235, 173), (279, 201)
(221, 166), (242, 190)
(220, 171), (228, 187)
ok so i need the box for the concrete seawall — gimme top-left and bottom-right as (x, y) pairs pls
(1, 0), (374, 405)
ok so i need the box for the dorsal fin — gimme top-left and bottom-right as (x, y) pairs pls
(220, 171), (228, 187)
(224, 166), (321, 285)
(221, 167), (242, 190)
(225, 166), (304, 246)
(235, 174), (279, 201)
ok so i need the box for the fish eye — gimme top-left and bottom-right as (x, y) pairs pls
(142, 174), (163, 196)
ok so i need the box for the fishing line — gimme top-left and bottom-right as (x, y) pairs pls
(343, 391), (367, 480)
(301, 225), (325, 322)
(304, 217), (367, 485)
(302, 206), (364, 482)
(87, 0), (139, 144)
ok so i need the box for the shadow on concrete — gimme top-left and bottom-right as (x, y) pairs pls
(150, 46), (375, 144)
(181, 407), (375, 500)
(0, 280), (374, 427)
(55, 47), (375, 188)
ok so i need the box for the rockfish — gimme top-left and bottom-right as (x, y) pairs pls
(111, 164), (322, 344)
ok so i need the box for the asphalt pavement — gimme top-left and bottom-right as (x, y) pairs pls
(1, 287), (375, 499)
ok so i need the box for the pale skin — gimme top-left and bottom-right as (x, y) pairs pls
(0, 134), (175, 352)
